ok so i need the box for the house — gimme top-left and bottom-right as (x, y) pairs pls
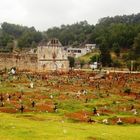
(85, 44), (96, 50)
(66, 44), (96, 58)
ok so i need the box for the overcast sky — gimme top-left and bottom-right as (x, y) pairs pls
(0, 0), (139, 31)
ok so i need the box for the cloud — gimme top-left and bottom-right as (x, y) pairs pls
(0, 0), (27, 24)
(0, 0), (140, 30)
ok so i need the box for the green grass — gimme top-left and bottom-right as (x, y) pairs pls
(0, 72), (139, 139)
(77, 52), (99, 63)
(0, 113), (140, 140)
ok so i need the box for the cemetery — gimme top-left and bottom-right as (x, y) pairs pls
(0, 69), (140, 139)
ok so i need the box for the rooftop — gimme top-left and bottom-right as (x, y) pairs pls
(39, 38), (62, 47)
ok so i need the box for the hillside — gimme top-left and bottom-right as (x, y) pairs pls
(0, 13), (140, 68)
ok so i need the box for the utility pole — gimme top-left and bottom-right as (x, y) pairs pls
(130, 60), (134, 73)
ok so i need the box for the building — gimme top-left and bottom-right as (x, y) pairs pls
(66, 43), (96, 58)
(85, 44), (96, 49)
(0, 39), (69, 72)
(37, 38), (69, 71)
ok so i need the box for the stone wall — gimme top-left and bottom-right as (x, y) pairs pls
(0, 52), (69, 72)
(0, 53), (37, 71)
(38, 59), (69, 71)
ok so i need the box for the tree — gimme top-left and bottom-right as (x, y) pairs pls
(1, 22), (36, 38)
(79, 60), (85, 69)
(46, 20), (94, 46)
(18, 31), (42, 49)
(0, 33), (13, 47)
(100, 41), (112, 66)
(133, 33), (140, 58)
(6, 42), (14, 52)
(90, 54), (100, 63)
(112, 42), (120, 57)
(68, 56), (75, 69)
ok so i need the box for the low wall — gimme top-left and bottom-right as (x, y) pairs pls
(0, 53), (37, 71)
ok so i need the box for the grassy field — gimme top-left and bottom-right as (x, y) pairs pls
(0, 113), (140, 140)
(76, 51), (99, 63)
(0, 71), (140, 140)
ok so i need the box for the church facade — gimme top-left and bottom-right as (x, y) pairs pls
(37, 38), (69, 71)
